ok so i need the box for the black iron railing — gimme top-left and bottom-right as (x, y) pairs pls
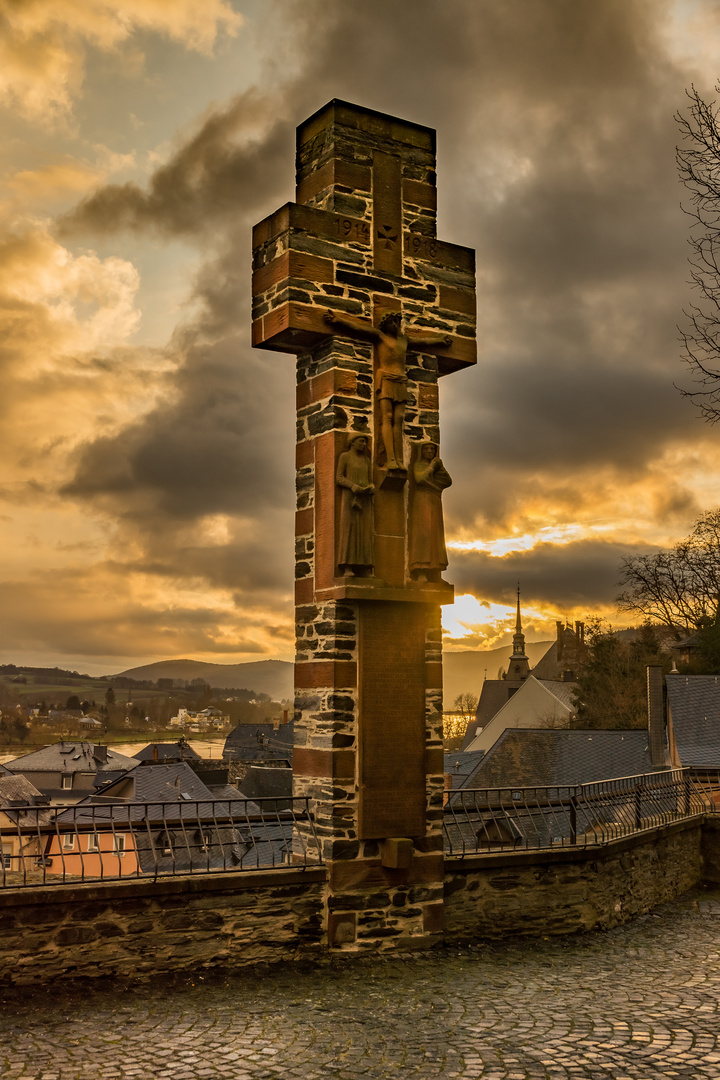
(444, 769), (714, 856)
(0, 796), (322, 888)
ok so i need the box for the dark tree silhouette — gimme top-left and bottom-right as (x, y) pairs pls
(676, 84), (720, 419)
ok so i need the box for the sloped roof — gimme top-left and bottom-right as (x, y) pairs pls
(536, 680), (579, 711)
(462, 728), (653, 790)
(58, 761), (261, 822)
(224, 720), (294, 761)
(461, 680), (524, 749)
(666, 674), (720, 767)
(443, 750), (487, 791)
(134, 742), (201, 762)
(5, 742), (136, 774)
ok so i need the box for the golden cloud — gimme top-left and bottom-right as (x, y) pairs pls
(0, 0), (242, 120)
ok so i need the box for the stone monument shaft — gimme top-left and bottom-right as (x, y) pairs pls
(252, 100), (476, 948)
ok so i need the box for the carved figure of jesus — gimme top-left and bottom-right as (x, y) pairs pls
(324, 310), (451, 470)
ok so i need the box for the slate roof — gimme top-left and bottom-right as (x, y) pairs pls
(536, 680), (578, 711)
(461, 728), (654, 790)
(237, 763), (293, 803)
(665, 674), (720, 767)
(224, 721), (294, 762)
(5, 742), (136, 774)
(0, 761), (11, 775)
(133, 741), (201, 762)
(0, 774), (53, 827)
(61, 761), (261, 822)
(443, 751), (487, 791)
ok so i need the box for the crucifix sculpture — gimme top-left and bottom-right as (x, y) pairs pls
(252, 100), (476, 949)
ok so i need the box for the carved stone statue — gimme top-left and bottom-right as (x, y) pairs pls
(408, 441), (452, 582)
(336, 434), (375, 576)
(324, 309), (451, 470)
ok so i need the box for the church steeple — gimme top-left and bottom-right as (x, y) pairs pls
(508, 584), (531, 680)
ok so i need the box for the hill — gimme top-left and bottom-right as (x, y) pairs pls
(113, 659), (294, 701)
(115, 642), (554, 709)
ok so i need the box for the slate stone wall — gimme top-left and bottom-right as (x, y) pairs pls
(0, 822), (712, 984)
(701, 815), (720, 882)
(0, 869), (325, 986)
(444, 820), (704, 941)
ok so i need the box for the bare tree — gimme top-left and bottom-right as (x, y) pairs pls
(676, 84), (720, 419)
(617, 508), (720, 632)
(452, 692), (479, 717)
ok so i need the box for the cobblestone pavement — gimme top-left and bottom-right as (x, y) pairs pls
(3, 886), (720, 1080)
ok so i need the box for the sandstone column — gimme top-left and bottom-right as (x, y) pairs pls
(252, 100), (476, 949)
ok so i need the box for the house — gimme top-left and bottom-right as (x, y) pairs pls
(45, 761), (291, 879)
(4, 742), (137, 803)
(446, 728), (657, 851)
(463, 675), (578, 755)
(0, 773), (51, 874)
(133, 740), (201, 763)
(223, 717), (294, 764)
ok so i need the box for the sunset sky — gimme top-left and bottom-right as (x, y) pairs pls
(2, 0), (720, 675)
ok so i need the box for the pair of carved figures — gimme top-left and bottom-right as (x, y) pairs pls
(336, 436), (452, 582)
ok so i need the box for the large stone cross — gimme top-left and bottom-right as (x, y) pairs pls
(252, 100), (476, 950)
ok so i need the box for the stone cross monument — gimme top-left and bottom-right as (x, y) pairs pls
(252, 100), (476, 949)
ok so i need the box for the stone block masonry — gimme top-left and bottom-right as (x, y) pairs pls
(0, 820), (716, 984)
(0, 868), (326, 985)
(444, 819), (704, 941)
(252, 100), (476, 950)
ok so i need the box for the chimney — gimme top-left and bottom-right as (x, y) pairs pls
(575, 621), (585, 647)
(93, 744), (108, 764)
(152, 744), (158, 762)
(556, 621), (564, 664)
(646, 665), (666, 768)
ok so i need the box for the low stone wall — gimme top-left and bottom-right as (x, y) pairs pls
(0, 868), (326, 985)
(701, 816), (720, 882)
(0, 821), (711, 984)
(444, 819), (703, 941)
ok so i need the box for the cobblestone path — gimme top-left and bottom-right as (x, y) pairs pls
(2, 886), (720, 1079)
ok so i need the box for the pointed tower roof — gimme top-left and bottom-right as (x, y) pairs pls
(507, 584), (531, 681)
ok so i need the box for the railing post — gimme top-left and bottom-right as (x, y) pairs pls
(569, 787), (578, 845)
(635, 779), (643, 831)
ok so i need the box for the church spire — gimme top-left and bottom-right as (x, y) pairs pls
(508, 583), (531, 680)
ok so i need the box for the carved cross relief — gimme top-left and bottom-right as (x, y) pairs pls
(251, 100), (476, 598)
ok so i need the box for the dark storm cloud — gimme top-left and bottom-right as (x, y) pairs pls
(59, 91), (294, 239)
(450, 538), (658, 611)
(53, 0), (711, 650)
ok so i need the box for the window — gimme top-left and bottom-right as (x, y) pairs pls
(87, 833), (100, 853)
(112, 834), (126, 857)
(1, 847), (11, 870)
(62, 833), (75, 850)
(61, 775), (72, 790)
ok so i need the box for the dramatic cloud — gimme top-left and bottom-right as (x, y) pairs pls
(2, 0), (720, 671)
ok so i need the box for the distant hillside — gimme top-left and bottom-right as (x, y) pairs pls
(443, 641), (552, 708)
(116, 644), (553, 710)
(113, 659), (294, 701)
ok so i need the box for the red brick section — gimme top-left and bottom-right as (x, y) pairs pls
(294, 660), (357, 689)
(358, 602), (427, 839)
(293, 747), (355, 779)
